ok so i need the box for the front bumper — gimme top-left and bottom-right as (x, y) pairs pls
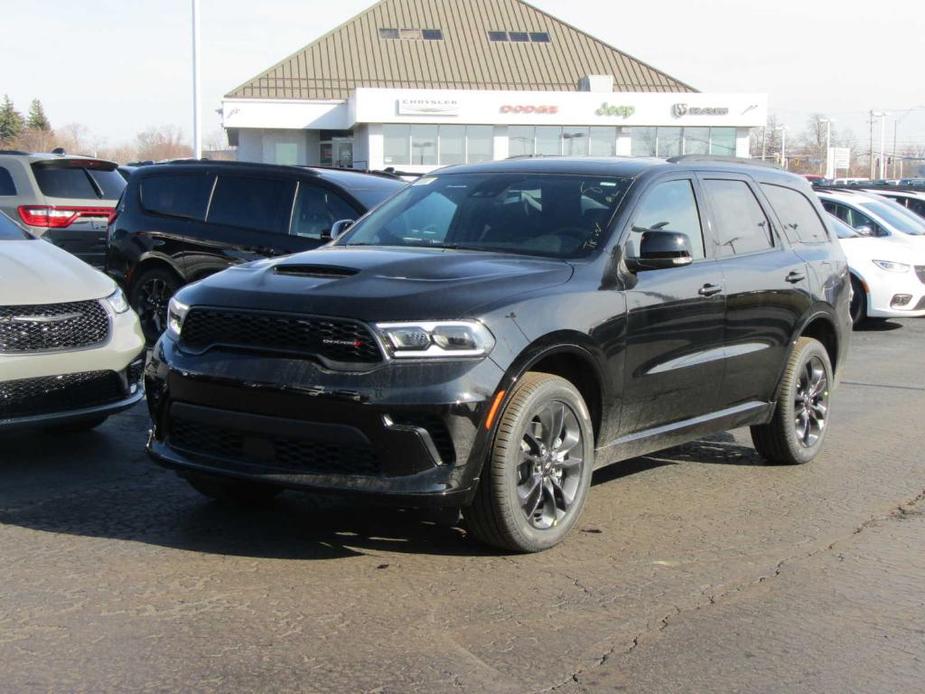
(145, 336), (507, 508)
(864, 269), (925, 318)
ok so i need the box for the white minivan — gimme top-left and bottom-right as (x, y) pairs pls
(0, 212), (146, 431)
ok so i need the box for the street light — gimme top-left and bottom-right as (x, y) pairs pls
(773, 126), (787, 170)
(818, 118), (833, 177)
(191, 0), (202, 160)
(872, 111), (889, 180)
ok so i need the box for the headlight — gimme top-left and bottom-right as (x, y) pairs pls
(104, 287), (130, 314)
(872, 259), (911, 273)
(376, 321), (495, 359)
(166, 296), (190, 340)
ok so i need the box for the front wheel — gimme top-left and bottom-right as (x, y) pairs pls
(751, 337), (833, 465)
(130, 268), (181, 344)
(849, 275), (867, 327)
(465, 373), (595, 553)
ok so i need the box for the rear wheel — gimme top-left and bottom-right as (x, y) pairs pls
(130, 267), (181, 344)
(465, 373), (595, 553)
(849, 275), (867, 327)
(184, 472), (282, 507)
(751, 337), (833, 466)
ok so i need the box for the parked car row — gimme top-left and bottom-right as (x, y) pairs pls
(9, 151), (925, 552)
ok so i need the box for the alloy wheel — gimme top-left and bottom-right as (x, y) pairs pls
(516, 400), (585, 530)
(793, 356), (828, 448)
(136, 277), (172, 339)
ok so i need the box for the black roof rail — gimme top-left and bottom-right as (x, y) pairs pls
(666, 155), (780, 169)
(0, 149), (30, 155)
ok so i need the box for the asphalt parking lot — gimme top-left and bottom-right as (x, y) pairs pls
(2, 319), (924, 693)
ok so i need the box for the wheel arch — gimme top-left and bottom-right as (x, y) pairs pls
(793, 308), (841, 375)
(128, 254), (185, 293)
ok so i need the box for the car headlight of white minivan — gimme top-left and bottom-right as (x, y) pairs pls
(872, 259), (911, 273)
(376, 321), (495, 359)
(104, 287), (130, 314)
(166, 296), (190, 340)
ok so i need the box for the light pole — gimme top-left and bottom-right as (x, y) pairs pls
(872, 111), (889, 180)
(818, 118), (832, 177)
(192, 0), (202, 160)
(773, 126), (787, 170)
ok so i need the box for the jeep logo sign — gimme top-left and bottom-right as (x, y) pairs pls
(596, 103), (635, 118)
(673, 103), (730, 118)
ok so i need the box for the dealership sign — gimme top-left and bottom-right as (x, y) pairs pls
(500, 104), (559, 114)
(397, 98), (460, 116)
(672, 103), (730, 118)
(596, 102), (636, 118)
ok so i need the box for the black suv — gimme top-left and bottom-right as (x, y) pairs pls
(145, 157), (851, 552)
(105, 161), (405, 341)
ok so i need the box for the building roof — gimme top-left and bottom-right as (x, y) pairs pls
(227, 0), (696, 101)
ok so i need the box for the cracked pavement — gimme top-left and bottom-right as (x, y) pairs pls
(2, 319), (924, 692)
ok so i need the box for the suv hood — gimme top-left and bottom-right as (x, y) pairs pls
(0, 240), (115, 305)
(839, 235), (925, 266)
(185, 247), (575, 320)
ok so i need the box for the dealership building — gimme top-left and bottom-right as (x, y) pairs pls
(223, 0), (767, 173)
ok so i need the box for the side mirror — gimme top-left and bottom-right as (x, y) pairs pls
(854, 225), (874, 237)
(325, 219), (355, 241)
(625, 230), (694, 271)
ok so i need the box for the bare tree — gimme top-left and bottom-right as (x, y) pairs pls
(135, 126), (192, 162)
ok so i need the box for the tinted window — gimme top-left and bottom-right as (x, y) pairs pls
(704, 179), (773, 256)
(0, 212), (30, 239)
(761, 184), (829, 244)
(87, 169), (127, 199)
(860, 200), (925, 236)
(291, 185), (358, 239)
(0, 167), (16, 196)
(207, 175), (295, 233)
(140, 173), (214, 221)
(341, 173), (632, 259)
(626, 179), (705, 260)
(32, 166), (98, 199)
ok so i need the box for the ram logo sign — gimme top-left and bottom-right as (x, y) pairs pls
(673, 103), (730, 118)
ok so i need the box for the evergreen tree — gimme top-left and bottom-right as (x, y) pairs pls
(0, 95), (24, 142)
(26, 99), (51, 132)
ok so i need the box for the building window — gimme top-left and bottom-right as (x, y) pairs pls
(383, 124), (411, 166)
(710, 128), (736, 156)
(466, 126), (494, 163)
(535, 126), (562, 156)
(380, 27), (443, 40)
(438, 125), (466, 165)
(411, 124), (438, 165)
(529, 32), (551, 42)
(509, 32), (530, 42)
(683, 127), (710, 155)
(589, 127), (617, 157)
(488, 30), (551, 43)
(488, 31), (508, 42)
(631, 127), (657, 157)
(508, 126), (534, 157)
(562, 127), (589, 156)
(658, 127), (683, 158)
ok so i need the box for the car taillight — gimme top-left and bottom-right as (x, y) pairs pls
(17, 205), (115, 229)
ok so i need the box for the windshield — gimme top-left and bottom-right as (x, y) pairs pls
(828, 214), (859, 239)
(0, 212), (32, 239)
(339, 173), (633, 258)
(860, 200), (925, 235)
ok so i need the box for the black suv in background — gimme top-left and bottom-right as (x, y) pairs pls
(146, 157), (851, 552)
(106, 161), (405, 341)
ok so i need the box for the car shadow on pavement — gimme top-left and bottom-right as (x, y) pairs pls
(0, 428), (763, 560)
(856, 319), (903, 332)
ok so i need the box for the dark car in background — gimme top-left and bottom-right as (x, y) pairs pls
(106, 161), (405, 341)
(145, 156), (851, 552)
(0, 151), (126, 268)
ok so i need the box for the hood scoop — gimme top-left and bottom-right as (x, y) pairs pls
(274, 264), (360, 279)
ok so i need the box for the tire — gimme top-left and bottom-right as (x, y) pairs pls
(849, 275), (867, 328)
(465, 373), (595, 553)
(48, 416), (107, 433)
(184, 472), (282, 507)
(751, 337), (833, 466)
(130, 267), (182, 344)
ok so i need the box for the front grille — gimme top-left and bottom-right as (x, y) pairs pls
(170, 417), (381, 476)
(181, 308), (382, 364)
(0, 371), (124, 419)
(0, 300), (109, 353)
(916, 266), (925, 285)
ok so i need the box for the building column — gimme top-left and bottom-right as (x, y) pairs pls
(616, 127), (632, 156)
(735, 128), (752, 158)
(493, 126), (509, 161)
(367, 124), (384, 170)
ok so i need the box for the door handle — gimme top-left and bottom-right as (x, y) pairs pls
(786, 271), (806, 284)
(698, 283), (723, 297)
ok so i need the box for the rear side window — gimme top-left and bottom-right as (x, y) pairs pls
(704, 179), (773, 256)
(761, 184), (829, 244)
(33, 166), (97, 199)
(207, 175), (295, 233)
(0, 167), (16, 196)
(626, 179), (705, 260)
(291, 185), (358, 239)
(140, 174), (214, 221)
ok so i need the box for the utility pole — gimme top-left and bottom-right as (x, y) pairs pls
(761, 126), (767, 162)
(192, 0), (202, 160)
(892, 120), (898, 179)
(869, 110), (874, 179)
(773, 126), (786, 170)
(818, 118), (832, 177)
(872, 111), (888, 180)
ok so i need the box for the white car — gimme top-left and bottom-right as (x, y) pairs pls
(817, 189), (925, 249)
(829, 214), (925, 325)
(0, 212), (146, 431)
(861, 188), (925, 220)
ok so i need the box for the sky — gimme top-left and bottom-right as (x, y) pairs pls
(2, 0), (924, 153)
